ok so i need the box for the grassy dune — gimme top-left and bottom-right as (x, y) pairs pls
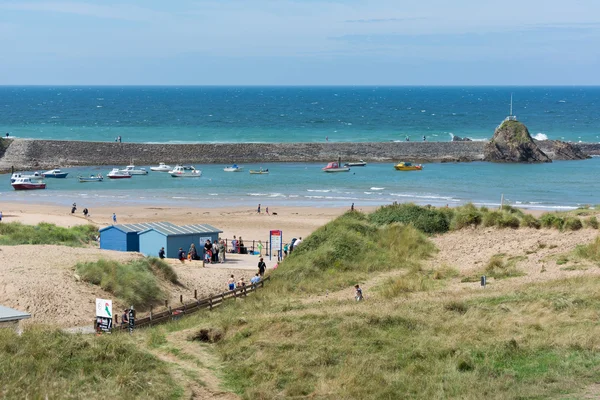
(0, 222), (98, 246)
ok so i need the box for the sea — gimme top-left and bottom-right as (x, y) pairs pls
(0, 86), (599, 210)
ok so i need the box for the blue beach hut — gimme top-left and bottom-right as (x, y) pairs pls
(99, 222), (173, 252)
(138, 223), (223, 259)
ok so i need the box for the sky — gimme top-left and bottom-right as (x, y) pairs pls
(0, 0), (599, 85)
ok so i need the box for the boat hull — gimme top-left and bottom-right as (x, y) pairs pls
(108, 175), (132, 179)
(150, 168), (171, 172)
(323, 167), (351, 173)
(170, 173), (202, 177)
(78, 177), (103, 182)
(12, 183), (46, 190)
(224, 168), (243, 172)
(249, 170), (269, 174)
(394, 166), (423, 171)
(42, 173), (68, 178)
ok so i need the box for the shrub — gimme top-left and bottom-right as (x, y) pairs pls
(0, 222), (98, 246)
(540, 213), (565, 230)
(564, 217), (583, 231)
(498, 214), (520, 229)
(585, 216), (599, 229)
(575, 237), (600, 263)
(451, 203), (482, 230)
(501, 205), (525, 217)
(484, 254), (525, 279)
(521, 214), (541, 229)
(482, 211), (502, 227)
(76, 258), (176, 307)
(369, 203), (452, 234)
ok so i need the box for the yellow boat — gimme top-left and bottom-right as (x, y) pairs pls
(394, 162), (423, 171)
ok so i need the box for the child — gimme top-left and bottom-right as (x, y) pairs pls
(228, 275), (236, 291)
(204, 249), (212, 264)
(355, 284), (363, 302)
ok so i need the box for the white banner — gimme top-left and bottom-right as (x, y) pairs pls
(96, 298), (113, 319)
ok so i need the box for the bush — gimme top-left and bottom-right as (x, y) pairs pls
(585, 216), (599, 229)
(521, 214), (541, 229)
(540, 213), (565, 230)
(76, 257), (176, 307)
(501, 205), (525, 217)
(498, 214), (520, 229)
(575, 237), (600, 263)
(369, 203), (452, 235)
(0, 222), (98, 246)
(484, 254), (525, 279)
(451, 203), (482, 230)
(564, 217), (583, 231)
(482, 211), (502, 227)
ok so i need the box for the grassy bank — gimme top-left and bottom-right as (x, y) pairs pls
(0, 222), (98, 246)
(0, 327), (180, 399)
(76, 257), (178, 307)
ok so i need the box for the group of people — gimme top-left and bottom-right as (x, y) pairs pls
(282, 236), (302, 257)
(230, 235), (247, 254)
(227, 257), (267, 291)
(70, 203), (90, 217)
(173, 238), (227, 264)
(257, 204), (270, 215)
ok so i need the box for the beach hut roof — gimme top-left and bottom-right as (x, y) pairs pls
(0, 305), (31, 323)
(139, 223), (222, 237)
(99, 222), (174, 234)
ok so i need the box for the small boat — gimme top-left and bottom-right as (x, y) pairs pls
(344, 160), (367, 167)
(322, 162), (350, 173)
(119, 165), (148, 175)
(78, 174), (104, 183)
(150, 162), (172, 172)
(170, 165), (202, 177)
(12, 177), (46, 190)
(107, 168), (132, 179)
(394, 162), (423, 171)
(249, 168), (269, 175)
(10, 171), (43, 183)
(224, 164), (244, 172)
(42, 168), (69, 178)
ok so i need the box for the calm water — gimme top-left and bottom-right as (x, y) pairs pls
(1, 159), (599, 210)
(1, 86), (598, 210)
(1, 86), (599, 143)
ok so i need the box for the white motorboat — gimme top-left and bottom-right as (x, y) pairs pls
(10, 171), (43, 183)
(42, 168), (69, 178)
(107, 168), (132, 179)
(119, 165), (148, 175)
(224, 164), (243, 172)
(78, 174), (104, 182)
(150, 162), (172, 172)
(343, 160), (367, 167)
(12, 177), (46, 190)
(170, 165), (202, 177)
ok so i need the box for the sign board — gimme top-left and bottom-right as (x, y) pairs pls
(128, 309), (135, 333)
(96, 298), (112, 319)
(270, 230), (283, 261)
(199, 236), (212, 246)
(95, 298), (113, 333)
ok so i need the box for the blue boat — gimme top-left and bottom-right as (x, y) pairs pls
(42, 169), (69, 178)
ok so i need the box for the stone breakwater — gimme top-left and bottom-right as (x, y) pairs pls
(0, 139), (598, 172)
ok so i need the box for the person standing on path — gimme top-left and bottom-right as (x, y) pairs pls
(112, 213), (117, 224)
(257, 240), (264, 256)
(258, 257), (267, 277)
(218, 239), (226, 263)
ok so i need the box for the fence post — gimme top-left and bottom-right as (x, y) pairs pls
(209, 297), (213, 311)
(194, 289), (197, 299)
(244, 286), (247, 297)
(149, 305), (153, 326)
(180, 294), (183, 304)
(168, 306), (172, 315)
(164, 299), (168, 308)
(221, 292), (225, 302)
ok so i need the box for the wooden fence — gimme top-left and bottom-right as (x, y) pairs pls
(106, 277), (270, 332)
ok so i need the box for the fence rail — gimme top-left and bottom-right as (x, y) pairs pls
(105, 277), (270, 332)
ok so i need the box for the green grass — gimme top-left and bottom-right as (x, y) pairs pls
(76, 257), (178, 307)
(484, 254), (526, 279)
(0, 222), (98, 246)
(574, 236), (600, 264)
(0, 326), (181, 399)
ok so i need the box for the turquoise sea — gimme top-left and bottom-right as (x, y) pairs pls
(0, 86), (599, 210)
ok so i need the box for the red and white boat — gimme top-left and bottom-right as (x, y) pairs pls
(12, 177), (47, 190)
(107, 168), (132, 179)
(322, 162), (350, 173)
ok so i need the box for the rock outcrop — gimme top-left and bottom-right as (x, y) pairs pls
(536, 140), (590, 160)
(484, 120), (551, 163)
(452, 135), (472, 142)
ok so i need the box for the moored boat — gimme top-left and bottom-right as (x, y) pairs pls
(170, 165), (202, 177)
(249, 168), (269, 175)
(322, 162), (350, 172)
(10, 171), (43, 183)
(107, 168), (132, 179)
(119, 165), (148, 175)
(344, 160), (367, 167)
(150, 162), (172, 172)
(12, 177), (46, 190)
(78, 174), (104, 182)
(224, 164), (243, 172)
(394, 162), (423, 171)
(42, 168), (69, 178)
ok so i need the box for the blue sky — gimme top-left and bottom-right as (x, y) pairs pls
(0, 0), (598, 85)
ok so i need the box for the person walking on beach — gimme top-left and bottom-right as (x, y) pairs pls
(158, 247), (165, 259)
(228, 275), (236, 291)
(258, 257), (267, 277)
(355, 284), (364, 301)
(266, 206), (269, 215)
(351, 203), (354, 211)
(71, 203), (77, 214)
(112, 213), (117, 224)
(257, 204), (261, 214)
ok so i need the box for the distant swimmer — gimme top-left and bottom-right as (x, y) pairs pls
(423, 135), (426, 141)
(326, 136), (329, 142)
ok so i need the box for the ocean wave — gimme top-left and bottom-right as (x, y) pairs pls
(390, 193), (456, 201)
(533, 133), (548, 141)
(370, 187), (385, 191)
(247, 193), (269, 196)
(307, 189), (331, 193)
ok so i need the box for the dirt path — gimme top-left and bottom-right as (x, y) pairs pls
(144, 329), (239, 400)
